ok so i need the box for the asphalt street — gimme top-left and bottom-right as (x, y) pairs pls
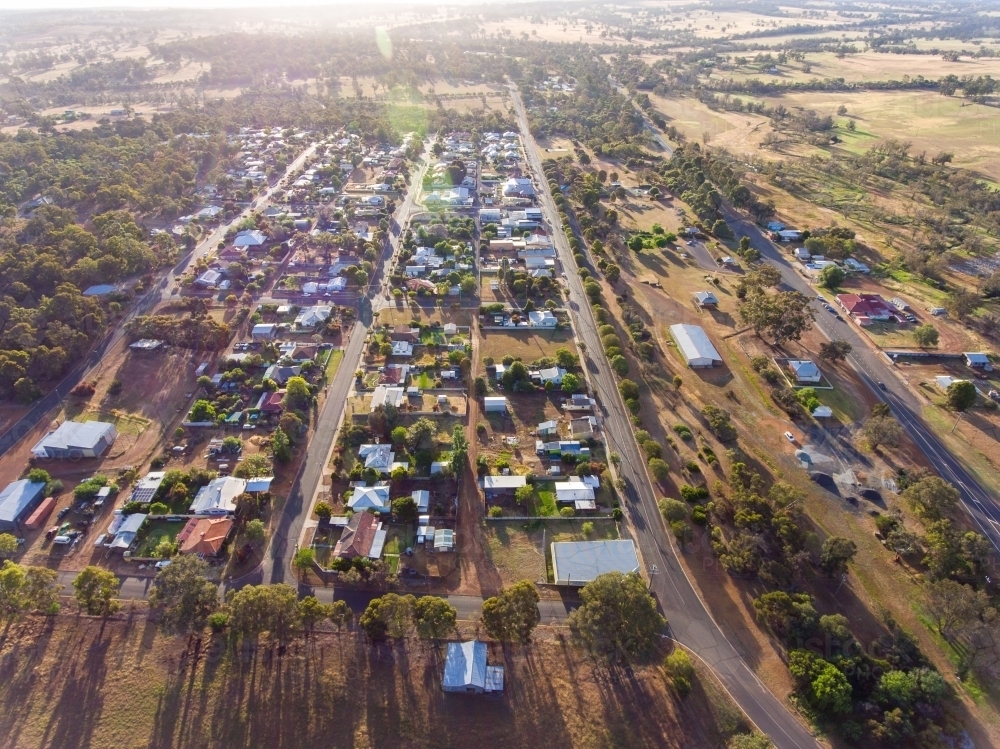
(616, 79), (1000, 556)
(511, 86), (821, 749)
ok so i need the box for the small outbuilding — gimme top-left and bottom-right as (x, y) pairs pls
(789, 360), (821, 383)
(443, 641), (504, 694)
(965, 352), (991, 369)
(670, 324), (723, 368)
(693, 291), (719, 307)
(483, 396), (508, 413)
(0, 480), (47, 533)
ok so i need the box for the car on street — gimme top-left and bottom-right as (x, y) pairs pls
(877, 382), (887, 391)
(784, 431), (796, 443)
(824, 304), (835, 313)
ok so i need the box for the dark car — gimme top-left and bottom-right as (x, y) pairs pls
(877, 382), (887, 391)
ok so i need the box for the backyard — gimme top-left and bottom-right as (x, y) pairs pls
(484, 518), (621, 585)
(132, 517), (185, 558)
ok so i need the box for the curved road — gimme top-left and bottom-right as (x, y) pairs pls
(511, 86), (821, 748)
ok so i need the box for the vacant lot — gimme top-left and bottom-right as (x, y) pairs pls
(480, 329), (576, 364)
(0, 615), (747, 749)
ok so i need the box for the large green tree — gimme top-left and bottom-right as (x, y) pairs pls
(413, 596), (457, 639)
(73, 565), (121, 617)
(226, 583), (301, 642)
(480, 580), (540, 642)
(148, 555), (219, 632)
(567, 572), (665, 660)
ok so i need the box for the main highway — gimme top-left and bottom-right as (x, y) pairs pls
(510, 86), (822, 749)
(611, 78), (1000, 556)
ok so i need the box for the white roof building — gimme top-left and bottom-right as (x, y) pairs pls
(391, 341), (414, 357)
(483, 396), (508, 413)
(370, 386), (405, 412)
(358, 444), (395, 474)
(233, 230), (266, 247)
(555, 478), (595, 504)
(789, 360), (821, 383)
(670, 324), (723, 368)
(294, 305), (332, 329)
(348, 484), (391, 513)
(551, 540), (641, 586)
(31, 421), (118, 459)
(189, 477), (247, 515)
(110, 512), (147, 550)
(528, 310), (557, 328)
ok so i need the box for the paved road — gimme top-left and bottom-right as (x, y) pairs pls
(511, 86), (821, 749)
(250, 146), (435, 589)
(0, 142), (318, 460)
(614, 78), (1000, 556)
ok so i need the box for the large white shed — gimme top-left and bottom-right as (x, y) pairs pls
(669, 324), (723, 368)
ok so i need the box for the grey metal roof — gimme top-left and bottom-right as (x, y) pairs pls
(33, 421), (115, 452)
(0, 480), (46, 525)
(443, 641), (487, 689)
(551, 540), (641, 586)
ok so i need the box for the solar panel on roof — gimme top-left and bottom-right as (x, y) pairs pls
(130, 487), (158, 503)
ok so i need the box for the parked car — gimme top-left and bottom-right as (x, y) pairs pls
(155, 560), (172, 570)
(52, 535), (72, 545)
(784, 431), (796, 443)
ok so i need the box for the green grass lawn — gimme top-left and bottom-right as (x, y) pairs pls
(533, 482), (557, 517)
(416, 372), (435, 390)
(80, 410), (150, 436)
(382, 524), (414, 555)
(325, 349), (344, 379)
(132, 518), (185, 558)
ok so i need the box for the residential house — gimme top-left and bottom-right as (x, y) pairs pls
(483, 475), (526, 498)
(502, 178), (534, 198)
(844, 258), (870, 273)
(294, 305), (332, 329)
(333, 511), (385, 559)
(570, 416), (596, 439)
(358, 443), (395, 474)
(391, 326), (420, 344)
(533, 366), (566, 386)
(178, 517), (234, 556)
(129, 471), (165, 503)
(195, 269), (223, 288)
(527, 310), (557, 328)
(256, 390), (285, 414)
(378, 365), (409, 386)
(31, 421), (118, 460)
(391, 340), (414, 357)
(348, 484), (391, 513)
(836, 294), (896, 324)
(555, 479), (595, 505)
(263, 365), (301, 385)
(443, 641), (504, 694)
(563, 394), (595, 411)
(189, 477), (247, 515)
(370, 386), (405, 411)
(788, 360), (821, 383)
(693, 291), (719, 307)
(233, 230), (267, 248)
(109, 512), (147, 551)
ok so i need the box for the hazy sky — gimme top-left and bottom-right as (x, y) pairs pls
(0, 0), (471, 7)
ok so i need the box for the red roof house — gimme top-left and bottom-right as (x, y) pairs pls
(836, 294), (896, 323)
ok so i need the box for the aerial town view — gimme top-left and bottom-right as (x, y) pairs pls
(1, 0), (1000, 747)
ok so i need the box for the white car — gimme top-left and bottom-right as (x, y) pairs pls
(784, 431), (796, 443)
(155, 560), (172, 570)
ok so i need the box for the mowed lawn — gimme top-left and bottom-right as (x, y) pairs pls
(480, 329), (576, 364)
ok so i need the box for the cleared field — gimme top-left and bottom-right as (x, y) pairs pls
(763, 90), (1000, 178)
(479, 329), (576, 364)
(0, 616), (747, 749)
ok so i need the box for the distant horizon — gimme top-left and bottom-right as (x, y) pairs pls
(0, 0), (519, 10)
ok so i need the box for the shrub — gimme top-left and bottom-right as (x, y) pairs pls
(559, 506), (575, 517)
(208, 612), (229, 632)
(685, 460), (701, 473)
(581, 521), (594, 537)
(673, 424), (693, 440)
(691, 505), (709, 524)
(664, 648), (695, 696)
(488, 506), (503, 518)
(680, 484), (709, 502)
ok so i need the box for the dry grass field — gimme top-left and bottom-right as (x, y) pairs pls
(0, 615), (750, 749)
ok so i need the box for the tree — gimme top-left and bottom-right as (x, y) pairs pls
(0, 561), (27, 619)
(555, 347), (579, 369)
(189, 400), (216, 422)
(664, 648), (695, 695)
(818, 340), (852, 362)
(293, 547), (316, 574)
(738, 289), (813, 345)
(712, 219), (733, 239)
(659, 498), (689, 522)
(73, 566), (121, 617)
(818, 264), (846, 289)
(561, 373), (581, 393)
(863, 412), (903, 450)
(945, 288), (979, 319)
(648, 458), (671, 481)
(925, 579), (993, 640)
(298, 596), (333, 633)
(810, 662), (853, 715)
(391, 425), (408, 445)
(568, 572), (665, 660)
(480, 580), (540, 642)
(406, 417), (437, 451)
(233, 453), (272, 478)
(392, 495), (418, 524)
(245, 518), (266, 543)
(271, 427), (292, 463)
(413, 596), (457, 639)
(912, 324), (939, 348)
(283, 376), (311, 409)
(328, 599), (353, 630)
(753, 592), (818, 640)
(820, 536), (857, 575)
(360, 593), (415, 640)
(946, 379), (977, 411)
(0, 533), (17, 558)
(903, 476), (959, 522)
(149, 555), (219, 632)
(618, 379), (639, 401)
(226, 583), (300, 641)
